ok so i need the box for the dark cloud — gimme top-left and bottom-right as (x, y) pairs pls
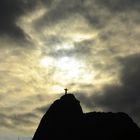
(0, 113), (14, 128)
(35, 0), (105, 29)
(37, 0), (140, 30)
(0, 0), (38, 41)
(35, 105), (50, 113)
(36, 0), (83, 27)
(95, 55), (140, 124)
(41, 35), (70, 54)
(83, 0), (140, 28)
(45, 39), (94, 58)
(120, 54), (140, 88)
(0, 0), (139, 136)
(0, 112), (38, 130)
(95, 54), (140, 111)
(35, 0), (109, 29)
(1, 0), (139, 41)
(78, 54), (140, 125)
(36, 0), (140, 32)
(12, 113), (38, 127)
(76, 92), (95, 109)
(96, 0), (140, 11)
(41, 0), (55, 6)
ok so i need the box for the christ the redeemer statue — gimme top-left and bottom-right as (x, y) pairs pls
(64, 88), (68, 95)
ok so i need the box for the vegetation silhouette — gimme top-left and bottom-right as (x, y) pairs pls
(33, 94), (140, 140)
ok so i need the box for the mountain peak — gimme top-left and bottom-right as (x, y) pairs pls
(33, 93), (140, 140)
(48, 94), (83, 118)
(60, 93), (77, 101)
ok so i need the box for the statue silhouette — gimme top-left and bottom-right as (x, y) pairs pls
(64, 88), (68, 95)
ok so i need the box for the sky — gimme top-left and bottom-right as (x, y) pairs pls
(0, 0), (140, 139)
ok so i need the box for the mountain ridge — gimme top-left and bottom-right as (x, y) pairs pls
(33, 94), (140, 140)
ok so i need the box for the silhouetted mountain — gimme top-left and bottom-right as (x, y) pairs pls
(33, 94), (140, 140)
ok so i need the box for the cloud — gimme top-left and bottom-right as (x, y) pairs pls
(77, 54), (140, 125)
(0, 0), (39, 42)
(0, 0), (140, 137)
(35, 104), (50, 114)
(0, 95), (53, 135)
(35, 0), (83, 27)
(96, 0), (140, 11)
(46, 39), (94, 59)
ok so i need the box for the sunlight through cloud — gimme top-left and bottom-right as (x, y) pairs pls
(40, 56), (95, 87)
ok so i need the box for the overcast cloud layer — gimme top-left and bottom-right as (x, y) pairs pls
(0, 0), (140, 139)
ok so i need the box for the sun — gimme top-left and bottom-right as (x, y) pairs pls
(57, 57), (78, 70)
(40, 57), (54, 67)
(40, 56), (83, 77)
(40, 56), (94, 87)
(56, 56), (82, 77)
